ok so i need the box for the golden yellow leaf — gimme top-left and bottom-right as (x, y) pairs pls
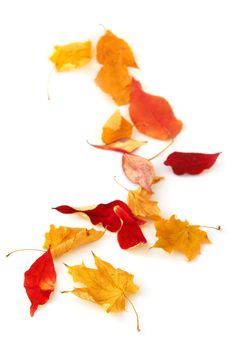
(152, 215), (211, 261)
(102, 110), (133, 144)
(43, 225), (104, 258)
(128, 187), (161, 221)
(49, 41), (92, 72)
(65, 253), (140, 330)
(95, 61), (132, 106)
(96, 30), (138, 67)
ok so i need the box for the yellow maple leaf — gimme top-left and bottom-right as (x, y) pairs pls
(43, 225), (104, 258)
(96, 30), (138, 67)
(152, 215), (211, 261)
(102, 110), (133, 144)
(95, 61), (132, 106)
(128, 187), (161, 221)
(49, 41), (92, 71)
(65, 253), (140, 331)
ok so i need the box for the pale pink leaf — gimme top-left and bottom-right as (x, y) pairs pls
(122, 153), (155, 192)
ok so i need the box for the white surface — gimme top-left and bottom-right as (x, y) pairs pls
(0, 0), (233, 349)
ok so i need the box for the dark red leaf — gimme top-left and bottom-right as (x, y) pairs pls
(53, 200), (145, 232)
(24, 249), (56, 316)
(114, 205), (147, 249)
(164, 152), (221, 175)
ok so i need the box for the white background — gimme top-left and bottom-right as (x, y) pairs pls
(0, 0), (233, 349)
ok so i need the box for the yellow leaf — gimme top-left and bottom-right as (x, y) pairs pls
(128, 187), (161, 221)
(65, 253), (140, 330)
(102, 110), (133, 144)
(96, 30), (138, 67)
(49, 41), (92, 72)
(43, 225), (104, 258)
(95, 61), (132, 106)
(152, 215), (211, 261)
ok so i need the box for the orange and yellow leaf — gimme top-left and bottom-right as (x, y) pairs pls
(96, 30), (138, 67)
(50, 41), (92, 72)
(95, 62), (132, 106)
(152, 215), (211, 261)
(43, 225), (104, 258)
(102, 110), (133, 144)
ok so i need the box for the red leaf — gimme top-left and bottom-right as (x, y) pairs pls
(114, 205), (147, 249)
(129, 78), (183, 140)
(54, 200), (145, 232)
(164, 152), (221, 175)
(24, 249), (56, 316)
(122, 153), (155, 193)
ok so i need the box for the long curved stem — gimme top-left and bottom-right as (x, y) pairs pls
(124, 294), (141, 332)
(6, 248), (45, 258)
(148, 139), (174, 161)
(113, 176), (129, 192)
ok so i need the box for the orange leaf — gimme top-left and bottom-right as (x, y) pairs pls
(95, 62), (132, 106)
(152, 215), (211, 261)
(129, 78), (183, 140)
(96, 30), (138, 67)
(102, 110), (133, 144)
(49, 41), (92, 72)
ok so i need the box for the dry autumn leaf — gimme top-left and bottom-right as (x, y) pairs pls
(24, 249), (56, 316)
(96, 30), (138, 67)
(95, 61), (132, 105)
(53, 201), (146, 249)
(122, 153), (156, 193)
(128, 187), (161, 221)
(164, 152), (221, 175)
(89, 138), (146, 153)
(54, 200), (144, 232)
(50, 41), (92, 71)
(152, 215), (211, 261)
(43, 225), (105, 258)
(102, 109), (133, 144)
(64, 253), (140, 331)
(114, 205), (147, 249)
(129, 78), (183, 140)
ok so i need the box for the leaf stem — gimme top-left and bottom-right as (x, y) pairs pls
(124, 294), (141, 332)
(113, 176), (129, 192)
(99, 23), (107, 32)
(6, 248), (45, 258)
(148, 139), (174, 161)
(200, 225), (221, 231)
(47, 67), (55, 100)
